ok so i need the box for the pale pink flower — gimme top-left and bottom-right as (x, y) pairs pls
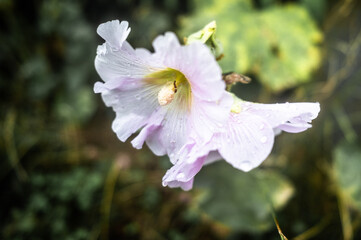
(94, 20), (232, 161)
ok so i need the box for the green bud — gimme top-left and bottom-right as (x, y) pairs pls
(185, 21), (223, 60)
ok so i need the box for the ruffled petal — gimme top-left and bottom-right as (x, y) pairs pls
(152, 32), (181, 60)
(241, 101), (320, 133)
(95, 43), (151, 84)
(204, 150), (222, 165)
(218, 112), (275, 172)
(146, 92), (232, 163)
(131, 108), (166, 149)
(97, 20), (130, 50)
(162, 155), (206, 191)
(99, 84), (162, 142)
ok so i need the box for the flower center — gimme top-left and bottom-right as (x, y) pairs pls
(145, 68), (192, 108)
(158, 82), (176, 106)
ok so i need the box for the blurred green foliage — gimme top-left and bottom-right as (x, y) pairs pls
(195, 162), (294, 232)
(180, 0), (323, 92)
(333, 142), (361, 212)
(1, 0), (361, 239)
(3, 167), (105, 240)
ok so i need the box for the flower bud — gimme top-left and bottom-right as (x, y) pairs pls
(185, 21), (223, 60)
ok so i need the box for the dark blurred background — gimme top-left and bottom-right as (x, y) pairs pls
(1, 0), (361, 239)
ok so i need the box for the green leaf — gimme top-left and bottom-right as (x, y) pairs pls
(194, 162), (294, 232)
(333, 142), (361, 212)
(301, 0), (327, 22)
(180, 1), (322, 92)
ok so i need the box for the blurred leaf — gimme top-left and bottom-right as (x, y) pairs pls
(55, 86), (96, 124)
(21, 56), (56, 100)
(180, 1), (322, 92)
(140, 186), (160, 210)
(301, 0), (327, 22)
(3, 166), (105, 240)
(194, 162), (294, 232)
(258, 0), (278, 8)
(333, 141), (361, 212)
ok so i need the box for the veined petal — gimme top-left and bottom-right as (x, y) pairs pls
(241, 101), (320, 133)
(189, 92), (233, 143)
(97, 20), (130, 50)
(218, 112), (274, 172)
(95, 43), (152, 84)
(131, 108), (166, 149)
(135, 48), (153, 60)
(147, 99), (189, 162)
(152, 32), (181, 60)
(100, 84), (162, 142)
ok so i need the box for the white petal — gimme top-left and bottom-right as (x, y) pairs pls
(145, 131), (167, 156)
(152, 32), (181, 60)
(94, 81), (106, 93)
(131, 108), (166, 149)
(95, 44), (151, 84)
(150, 105), (189, 161)
(97, 20), (130, 50)
(162, 155), (206, 191)
(218, 112), (275, 172)
(189, 92), (233, 143)
(242, 102), (320, 133)
(101, 84), (162, 142)
(204, 150), (222, 165)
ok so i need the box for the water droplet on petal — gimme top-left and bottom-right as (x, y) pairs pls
(259, 123), (265, 130)
(260, 136), (267, 143)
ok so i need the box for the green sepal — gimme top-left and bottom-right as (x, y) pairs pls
(185, 21), (223, 59)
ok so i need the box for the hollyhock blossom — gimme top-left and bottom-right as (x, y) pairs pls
(94, 20), (232, 161)
(162, 97), (320, 190)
